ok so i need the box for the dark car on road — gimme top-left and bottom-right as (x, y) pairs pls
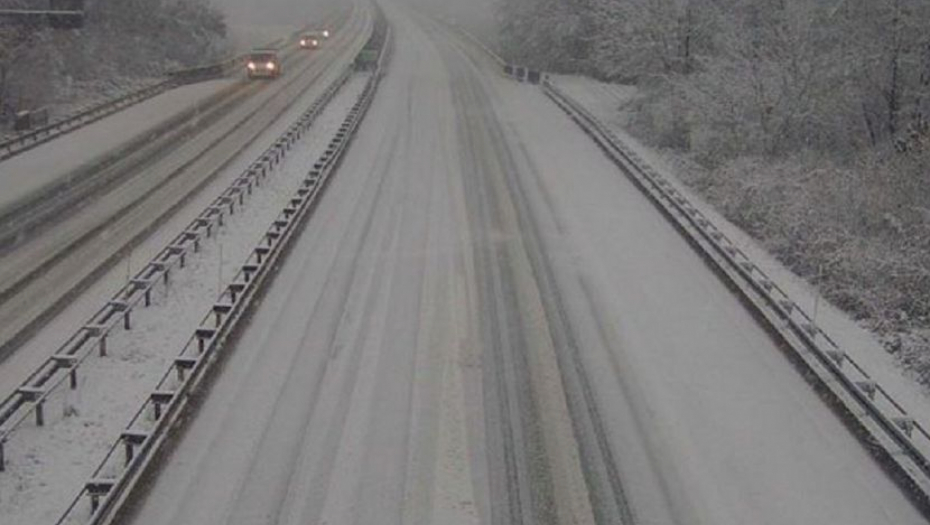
(246, 49), (282, 79)
(299, 34), (320, 49)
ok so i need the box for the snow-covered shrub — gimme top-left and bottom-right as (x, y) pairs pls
(675, 147), (930, 359)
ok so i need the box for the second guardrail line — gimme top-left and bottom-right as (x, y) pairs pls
(540, 78), (930, 516)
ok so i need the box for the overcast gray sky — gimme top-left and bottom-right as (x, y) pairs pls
(210, 0), (327, 27)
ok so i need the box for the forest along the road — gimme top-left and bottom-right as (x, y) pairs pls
(126, 3), (927, 525)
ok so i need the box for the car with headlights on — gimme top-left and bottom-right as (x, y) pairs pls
(299, 34), (320, 49)
(246, 49), (282, 79)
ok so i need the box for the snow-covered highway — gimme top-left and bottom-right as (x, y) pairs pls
(0, 3), (370, 359)
(120, 2), (927, 524)
(0, 2), (376, 523)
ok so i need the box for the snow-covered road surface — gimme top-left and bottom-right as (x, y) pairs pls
(0, 68), (371, 525)
(123, 2), (927, 525)
(552, 73), (930, 437)
(0, 5), (372, 357)
(0, 79), (235, 216)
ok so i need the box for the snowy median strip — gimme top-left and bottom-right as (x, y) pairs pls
(51, 16), (390, 525)
(0, 68), (354, 475)
(541, 79), (930, 512)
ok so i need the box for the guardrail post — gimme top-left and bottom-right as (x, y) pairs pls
(803, 323), (818, 337)
(121, 431), (148, 465)
(894, 417), (916, 438)
(856, 381), (878, 400)
(208, 207), (225, 227)
(221, 196), (235, 216)
(18, 388), (45, 426)
(242, 264), (259, 284)
(52, 355), (79, 389)
(0, 439), (5, 471)
(86, 480), (115, 513)
(183, 231), (201, 253)
(109, 300), (131, 329)
(84, 325), (108, 356)
(195, 328), (216, 354)
(150, 391), (174, 420)
(213, 304), (232, 327)
(174, 357), (198, 382)
(228, 283), (246, 304)
(131, 279), (153, 307)
(757, 278), (774, 292)
(151, 262), (170, 286)
(168, 246), (187, 268)
(194, 218), (213, 239)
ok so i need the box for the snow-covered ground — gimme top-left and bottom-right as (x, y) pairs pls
(552, 73), (930, 451)
(0, 70), (370, 525)
(0, 78), (236, 216)
(0, 5), (373, 360)
(119, 4), (926, 525)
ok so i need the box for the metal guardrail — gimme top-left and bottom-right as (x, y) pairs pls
(0, 6), (354, 164)
(0, 1), (368, 482)
(0, 23), (364, 296)
(0, 81), (175, 162)
(0, 63), (354, 473)
(541, 79), (930, 514)
(166, 58), (242, 86)
(50, 10), (389, 525)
